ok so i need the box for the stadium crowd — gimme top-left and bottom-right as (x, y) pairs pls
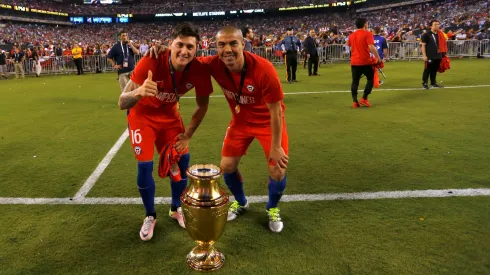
(1, 0), (330, 14)
(0, 0), (488, 76)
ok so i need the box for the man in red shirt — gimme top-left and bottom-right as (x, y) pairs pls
(347, 18), (381, 108)
(118, 23), (213, 241)
(200, 26), (289, 233)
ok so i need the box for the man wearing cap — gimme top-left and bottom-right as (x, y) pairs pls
(279, 27), (301, 84)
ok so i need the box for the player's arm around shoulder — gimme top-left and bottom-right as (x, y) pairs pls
(177, 61), (214, 145)
(118, 57), (158, 110)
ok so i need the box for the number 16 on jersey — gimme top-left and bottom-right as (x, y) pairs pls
(131, 129), (142, 144)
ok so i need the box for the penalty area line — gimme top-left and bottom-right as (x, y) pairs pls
(67, 84), (490, 202)
(1, 188), (489, 205)
(72, 130), (129, 200)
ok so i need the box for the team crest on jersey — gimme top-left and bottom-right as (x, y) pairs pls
(186, 83), (193, 89)
(246, 85), (254, 92)
(134, 146), (142, 155)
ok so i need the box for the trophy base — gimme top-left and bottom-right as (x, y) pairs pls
(186, 245), (225, 272)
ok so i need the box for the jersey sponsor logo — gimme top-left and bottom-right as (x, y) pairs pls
(134, 146), (142, 155)
(221, 87), (256, 104)
(156, 92), (179, 102)
(246, 85), (254, 92)
(186, 83), (193, 89)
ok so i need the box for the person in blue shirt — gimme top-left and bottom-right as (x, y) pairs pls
(107, 30), (140, 92)
(241, 26), (254, 52)
(373, 27), (388, 85)
(373, 27), (388, 61)
(279, 27), (302, 84)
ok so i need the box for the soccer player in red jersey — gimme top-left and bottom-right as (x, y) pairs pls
(200, 26), (289, 233)
(347, 18), (381, 108)
(118, 23), (213, 241)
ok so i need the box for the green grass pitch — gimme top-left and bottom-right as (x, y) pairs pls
(0, 59), (489, 274)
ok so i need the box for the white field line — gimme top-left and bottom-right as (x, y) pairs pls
(179, 84), (490, 99)
(70, 84), (490, 200)
(1, 188), (488, 205)
(72, 130), (129, 200)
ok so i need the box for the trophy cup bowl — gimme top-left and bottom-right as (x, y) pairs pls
(181, 164), (229, 272)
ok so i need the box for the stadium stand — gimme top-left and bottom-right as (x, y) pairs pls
(0, 0), (488, 75)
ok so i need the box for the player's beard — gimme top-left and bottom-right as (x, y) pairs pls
(221, 51), (243, 72)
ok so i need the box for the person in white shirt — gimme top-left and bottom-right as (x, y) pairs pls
(139, 40), (149, 56)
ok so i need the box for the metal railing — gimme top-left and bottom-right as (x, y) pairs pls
(1, 40), (488, 77)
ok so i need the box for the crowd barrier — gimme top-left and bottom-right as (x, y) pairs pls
(2, 40), (488, 77)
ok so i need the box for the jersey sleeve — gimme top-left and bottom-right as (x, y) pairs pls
(193, 62), (214, 96)
(260, 61), (284, 104)
(106, 44), (117, 59)
(421, 33), (429, 43)
(382, 38), (388, 49)
(366, 32), (375, 45)
(130, 56), (158, 85)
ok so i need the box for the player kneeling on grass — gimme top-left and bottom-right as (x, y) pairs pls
(118, 23), (213, 241)
(147, 26), (289, 233)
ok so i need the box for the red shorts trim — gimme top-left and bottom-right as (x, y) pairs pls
(221, 120), (288, 164)
(127, 117), (184, 161)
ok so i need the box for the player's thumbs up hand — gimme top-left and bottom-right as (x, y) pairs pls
(137, 70), (158, 97)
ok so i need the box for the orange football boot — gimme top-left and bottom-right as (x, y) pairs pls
(359, 98), (371, 107)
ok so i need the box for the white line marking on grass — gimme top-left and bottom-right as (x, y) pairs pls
(68, 84), (490, 202)
(2, 188), (488, 205)
(72, 130), (129, 200)
(180, 84), (490, 99)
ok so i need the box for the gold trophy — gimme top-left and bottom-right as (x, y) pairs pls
(181, 164), (229, 272)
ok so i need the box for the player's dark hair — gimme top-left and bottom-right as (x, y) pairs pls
(241, 26), (252, 37)
(373, 27), (381, 34)
(119, 30), (127, 35)
(429, 20), (439, 27)
(355, 18), (367, 29)
(172, 23), (201, 42)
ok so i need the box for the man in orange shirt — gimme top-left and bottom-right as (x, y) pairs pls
(347, 18), (381, 108)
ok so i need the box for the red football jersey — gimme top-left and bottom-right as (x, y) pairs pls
(199, 52), (285, 127)
(129, 50), (213, 124)
(347, 29), (375, 66)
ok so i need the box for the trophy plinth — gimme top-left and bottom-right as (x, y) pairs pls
(181, 164), (229, 272)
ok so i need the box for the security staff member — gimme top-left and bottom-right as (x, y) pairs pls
(72, 42), (84, 75)
(280, 27), (301, 83)
(421, 20), (443, 89)
(303, 29), (319, 76)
